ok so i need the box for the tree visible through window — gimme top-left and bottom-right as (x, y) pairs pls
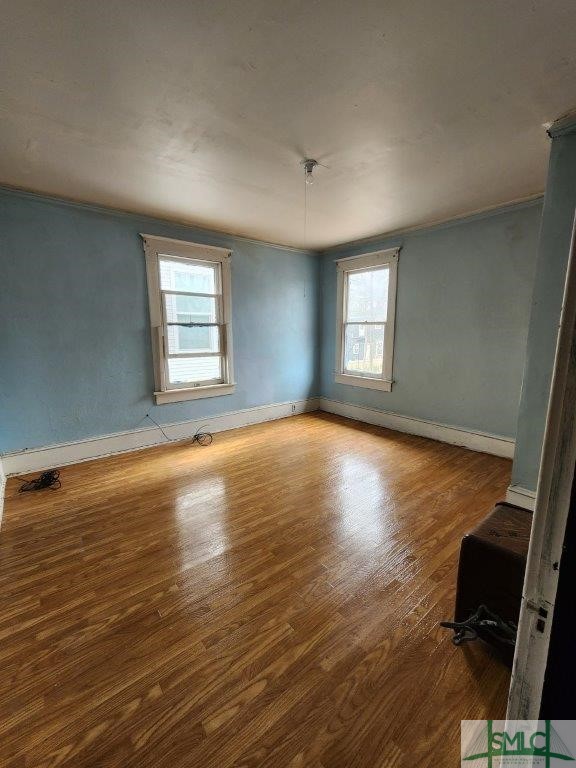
(343, 267), (389, 376)
(335, 249), (398, 392)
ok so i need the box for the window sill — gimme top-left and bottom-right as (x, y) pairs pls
(334, 373), (393, 392)
(154, 383), (236, 404)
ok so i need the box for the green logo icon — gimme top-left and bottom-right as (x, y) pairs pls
(462, 720), (575, 767)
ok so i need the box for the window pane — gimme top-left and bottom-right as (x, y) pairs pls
(164, 294), (219, 354)
(159, 257), (217, 294)
(165, 294), (217, 324)
(344, 324), (385, 376)
(346, 267), (389, 322)
(168, 356), (222, 385)
(167, 325), (220, 355)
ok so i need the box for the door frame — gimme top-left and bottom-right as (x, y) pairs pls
(507, 210), (576, 717)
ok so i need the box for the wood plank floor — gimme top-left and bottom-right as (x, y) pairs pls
(0, 412), (512, 768)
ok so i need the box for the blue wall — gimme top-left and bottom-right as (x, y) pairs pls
(0, 189), (320, 453)
(0, 188), (544, 458)
(512, 121), (576, 491)
(319, 201), (542, 439)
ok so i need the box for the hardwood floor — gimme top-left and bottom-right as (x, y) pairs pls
(0, 412), (512, 767)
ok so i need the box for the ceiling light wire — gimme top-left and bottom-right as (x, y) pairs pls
(302, 158), (318, 247)
(304, 169), (308, 246)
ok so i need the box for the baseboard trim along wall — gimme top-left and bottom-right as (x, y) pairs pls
(1, 398), (321, 476)
(1, 395), (518, 479)
(319, 398), (516, 459)
(0, 396), (521, 531)
(505, 484), (537, 511)
(0, 459), (6, 529)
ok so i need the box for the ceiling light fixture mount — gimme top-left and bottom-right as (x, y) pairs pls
(302, 158), (319, 185)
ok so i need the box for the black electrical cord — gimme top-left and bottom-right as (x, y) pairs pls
(440, 604), (517, 647)
(146, 414), (171, 441)
(191, 425), (213, 446)
(18, 469), (61, 493)
(145, 415), (213, 446)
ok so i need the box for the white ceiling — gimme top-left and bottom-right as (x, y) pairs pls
(1, 1), (576, 249)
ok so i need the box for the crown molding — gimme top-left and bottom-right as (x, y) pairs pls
(0, 184), (317, 256)
(321, 194), (544, 256)
(0, 183), (545, 257)
(547, 111), (576, 139)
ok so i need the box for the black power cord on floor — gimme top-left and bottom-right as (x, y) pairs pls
(440, 604), (517, 647)
(145, 415), (213, 446)
(18, 469), (62, 493)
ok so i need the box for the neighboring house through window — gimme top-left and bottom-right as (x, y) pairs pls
(335, 248), (399, 392)
(142, 234), (235, 404)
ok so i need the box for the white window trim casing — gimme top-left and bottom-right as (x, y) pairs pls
(141, 234), (235, 404)
(335, 247), (399, 392)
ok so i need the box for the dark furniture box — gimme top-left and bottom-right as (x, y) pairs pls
(453, 501), (532, 662)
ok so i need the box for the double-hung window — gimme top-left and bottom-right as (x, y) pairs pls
(335, 248), (399, 392)
(142, 234), (234, 404)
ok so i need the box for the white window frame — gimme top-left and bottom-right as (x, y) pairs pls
(141, 234), (235, 404)
(335, 247), (399, 392)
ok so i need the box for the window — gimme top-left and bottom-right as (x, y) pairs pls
(335, 248), (399, 392)
(142, 234), (234, 404)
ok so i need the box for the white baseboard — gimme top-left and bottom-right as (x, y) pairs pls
(505, 485), (536, 511)
(0, 459), (5, 530)
(1, 397), (320, 476)
(319, 398), (515, 458)
(1, 394), (518, 483)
